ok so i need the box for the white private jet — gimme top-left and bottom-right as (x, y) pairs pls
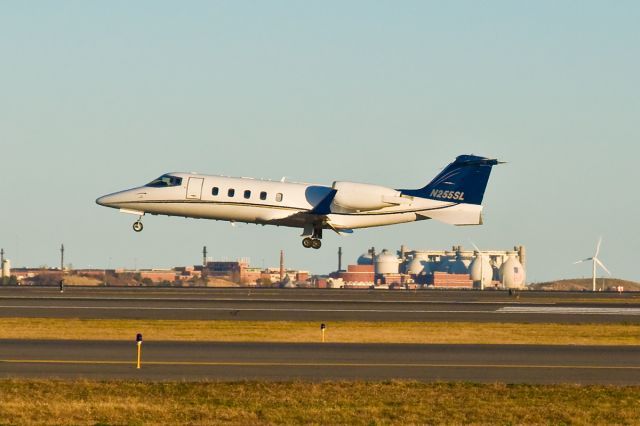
(96, 154), (501, 249)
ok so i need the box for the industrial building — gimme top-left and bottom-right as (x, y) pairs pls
(331, 245), (527, 290)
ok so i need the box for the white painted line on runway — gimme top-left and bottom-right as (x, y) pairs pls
(0, 296), (533, 305)
(0, 304), (496, 314)
(2, 359), (640, 370)
(498, 307), (640, 315)
(5, 305), (640, 315)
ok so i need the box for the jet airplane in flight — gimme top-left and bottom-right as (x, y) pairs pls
(96, 154), (501, 249)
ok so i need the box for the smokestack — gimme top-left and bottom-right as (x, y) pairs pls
(60, 244), (64, 272)
(518, 245), (526, 268)
(400, 245), (407, 261)
(338, 247), (343, 272)
(279, 250), (284, 282)
(202, 246), (208, 280)
(1, 248), (4, 280)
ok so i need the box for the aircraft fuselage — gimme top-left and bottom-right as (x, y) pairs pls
(96, 155), (500, 249)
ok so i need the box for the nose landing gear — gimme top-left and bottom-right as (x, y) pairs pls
(132, 217), (144, 232)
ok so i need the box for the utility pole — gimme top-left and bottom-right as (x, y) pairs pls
(59, 244), (65, 293)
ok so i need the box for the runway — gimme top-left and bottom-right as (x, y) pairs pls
(2, 340), (639, 384)
(1, 287), (640, 323)
(2, 287), (639, 384)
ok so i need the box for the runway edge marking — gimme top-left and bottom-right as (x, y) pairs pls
(2, 360), (640, 370)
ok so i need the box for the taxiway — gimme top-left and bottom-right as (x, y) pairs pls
(1, 287), (639, 323)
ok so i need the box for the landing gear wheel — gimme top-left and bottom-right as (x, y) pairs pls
(133, 221), (144, 232)
(311, 239), (322, 249)
(302, 237), (313, 248)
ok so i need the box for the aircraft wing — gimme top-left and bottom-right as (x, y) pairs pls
(325, 220), (354, 235)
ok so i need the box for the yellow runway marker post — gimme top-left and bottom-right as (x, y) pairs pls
(321, 323), (326, 343)
(136, 333), (143, 369)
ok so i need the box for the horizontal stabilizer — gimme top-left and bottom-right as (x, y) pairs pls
(423, 204), (483, 226)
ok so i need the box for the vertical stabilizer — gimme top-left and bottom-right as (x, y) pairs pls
(401, 155), (500, 205)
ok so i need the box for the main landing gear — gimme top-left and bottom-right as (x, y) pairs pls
(302, 237), (322, 249)
(301, 223), (323, 249)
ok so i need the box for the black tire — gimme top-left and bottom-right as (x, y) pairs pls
(311, 239), (322, 249)
(133, 221), (144, 232)
(302, 237), (313, 248)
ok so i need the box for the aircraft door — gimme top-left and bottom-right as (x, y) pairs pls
(186, 178), (204, 200)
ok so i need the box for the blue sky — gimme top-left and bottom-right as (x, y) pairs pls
(1, 1), (638, 282)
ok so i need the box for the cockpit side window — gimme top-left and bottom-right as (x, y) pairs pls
(146, 174), (183, 188)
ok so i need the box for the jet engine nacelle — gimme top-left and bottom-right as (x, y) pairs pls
(330, 181), (406, 213)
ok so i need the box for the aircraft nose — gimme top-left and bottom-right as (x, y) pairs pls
(96, 194), (116, 207)
(96, 191), (132, 207)
(96, 188), (145, 208)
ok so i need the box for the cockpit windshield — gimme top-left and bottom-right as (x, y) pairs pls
(146, 174), (183, 188)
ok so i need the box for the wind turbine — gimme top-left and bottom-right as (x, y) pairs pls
(574, 237), (611, 292)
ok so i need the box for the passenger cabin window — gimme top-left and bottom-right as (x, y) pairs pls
(276, 193), (283, 202)
(228, 189), (235, 197)
(146, 174), (183, 188)
(212, 187), (219, 196)
(260, 191), (267, 201)
(244, 190), (251, 199)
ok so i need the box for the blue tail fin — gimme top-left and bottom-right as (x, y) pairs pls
(401, 155), (500, 205)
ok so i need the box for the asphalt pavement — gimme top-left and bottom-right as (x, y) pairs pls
(1, 286), (639, 323)
(1, 339), (639, 384)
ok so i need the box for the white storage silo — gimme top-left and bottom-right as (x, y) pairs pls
(2, 259), (10, 279)
(406, 253), (434, 276)
(469, 252), (492, 289)
(406, 256), (424, 275)
(375, 249), (400, 275)
(500, 252), (526, 289)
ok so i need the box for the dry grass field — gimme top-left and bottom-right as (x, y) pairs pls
(1, 318), (640, 345)
(1, 380), (639, 425)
